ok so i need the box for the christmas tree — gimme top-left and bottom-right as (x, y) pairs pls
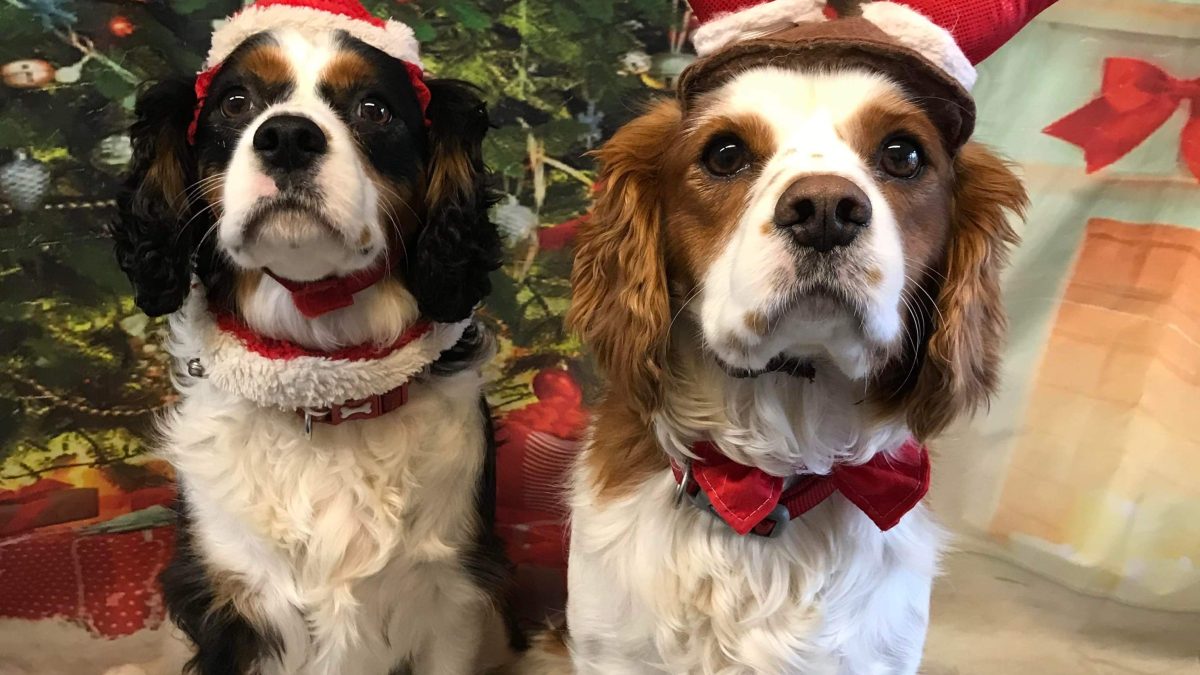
(0, 0), (241, 499)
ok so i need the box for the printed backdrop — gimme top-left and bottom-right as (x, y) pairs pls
(0, 0), (1196, 672)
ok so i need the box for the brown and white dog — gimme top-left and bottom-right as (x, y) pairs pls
(522, 2), (1030, 673)
(110, 1), (521, 673)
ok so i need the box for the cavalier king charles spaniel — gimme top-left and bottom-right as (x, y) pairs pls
(520, 5), (1030, 674)
(111, 18), (521, 675)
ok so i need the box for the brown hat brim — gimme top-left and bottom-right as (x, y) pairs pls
(677, 17), (976, 151)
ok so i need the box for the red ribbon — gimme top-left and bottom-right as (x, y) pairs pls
(676, 439), (930, 536)
(1044, 58), (1200, 180)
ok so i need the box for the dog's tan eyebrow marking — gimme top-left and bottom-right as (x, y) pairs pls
(684, 112), (777, 165)
(320, 50), (374, 94)
(836, 92), (940, 165)
(240, 44), (294, 90)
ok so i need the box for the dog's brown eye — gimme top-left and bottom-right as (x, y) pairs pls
(358, 97), (392, 125)
(880, 137), (923, 178)
(220, 88), (253, 118)
(702, 135), (750, 177)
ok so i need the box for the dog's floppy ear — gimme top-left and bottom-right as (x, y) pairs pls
(111, 77), (198, 317)
(905, 143), (1026, 439)
(409, 79), (501, 323)
(569, 101), (681, 419)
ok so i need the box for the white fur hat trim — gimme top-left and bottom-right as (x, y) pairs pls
(861, 2), (975, 91)
(205, 4), (422, 69)
(690, 0), (975, 91)
(692, 0), (828, 57)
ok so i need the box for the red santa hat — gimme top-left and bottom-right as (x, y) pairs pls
(189, 0), (429, 144)
(689, 0), (1055, 90)
(681, 0), (1055, 149)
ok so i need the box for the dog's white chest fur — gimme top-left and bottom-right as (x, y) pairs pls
(567, 453), (941, 675)
(164, 330), (490, 674)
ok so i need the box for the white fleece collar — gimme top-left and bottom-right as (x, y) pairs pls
(174, 290), (470, 411)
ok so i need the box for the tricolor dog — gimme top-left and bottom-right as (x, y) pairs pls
(110, 1), (521, 673)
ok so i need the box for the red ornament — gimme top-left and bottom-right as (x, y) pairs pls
(109, 15), (136, 38)
(531, 368), (583, 407)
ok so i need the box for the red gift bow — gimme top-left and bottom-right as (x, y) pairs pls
(1044, 58), (1200, 180)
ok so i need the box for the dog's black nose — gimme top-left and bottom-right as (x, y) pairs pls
(253, 114), (327, 172)
(773, 175), (872, 253)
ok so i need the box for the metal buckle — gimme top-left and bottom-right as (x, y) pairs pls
(755, 504), (792, 539)
(302, 407), (330, 439)
(673, 460), (693, 508)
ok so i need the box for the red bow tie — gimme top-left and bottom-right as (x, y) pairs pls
(672, 439), (930, 537)
(264, 261), (389, 318)
(1045, 58), (1200, 180)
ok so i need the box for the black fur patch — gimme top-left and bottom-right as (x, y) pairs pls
(161, 496), (285, 675)
(466, 397), (530, 653)
(429, 321), (491, 377)
(110, 77), (198, 317)
(409, 80), (502, 323)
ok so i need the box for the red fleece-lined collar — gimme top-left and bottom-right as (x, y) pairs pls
(672, 439), (930, 537)
(263, 261), (388, 318)
(215, 313), (432, 361)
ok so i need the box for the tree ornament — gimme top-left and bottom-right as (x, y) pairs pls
(619, 50), (652, 76)
(492, 195), (539, 243)
(652, 52), (696, 86)
(0, 150), (53, 213)
(92, 133), (133, 170)
(532, 368), (583, 406)
(576, 100), (604, 149)
(54, 52), (93, 84)
(108, 15), (136, 38)
(2, 60), (56, 89)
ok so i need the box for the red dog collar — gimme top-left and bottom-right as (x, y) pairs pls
(264, 261), (389, 318)
(298, 383), (409, 436)
(671, 439), (930, 537)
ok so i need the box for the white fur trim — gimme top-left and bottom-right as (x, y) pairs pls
(862, 2), (975, 90)
(691, 1), (975, 92)
(173, 291), (467, 410)
(205, 5), (421, 69)
(692, 0), (827, 56)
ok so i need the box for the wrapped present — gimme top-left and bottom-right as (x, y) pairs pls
(0, 480), (99, 537)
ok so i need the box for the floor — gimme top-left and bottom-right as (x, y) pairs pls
(3, 552), (1197, 674)
(926, 553), (1200, 675)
